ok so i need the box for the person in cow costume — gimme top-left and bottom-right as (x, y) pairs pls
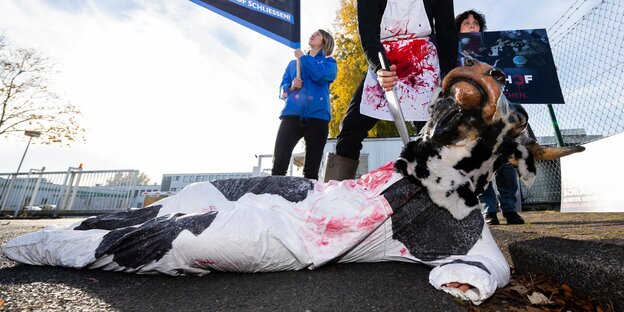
(2, 59), (584, 305)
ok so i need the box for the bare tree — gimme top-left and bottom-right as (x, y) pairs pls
(0, 34), (84, 145)
(106, 171), (152, 186)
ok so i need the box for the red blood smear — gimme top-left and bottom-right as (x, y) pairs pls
(196, 259), (215, 266)
(359, 162), (395, 191)
(358, 208), (387, 228)
(384, 39), (436, 88)
(325, 217), (354, 236)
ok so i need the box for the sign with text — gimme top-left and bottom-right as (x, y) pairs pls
(191, 0), (300, 48)
(458, 29), (564, 104)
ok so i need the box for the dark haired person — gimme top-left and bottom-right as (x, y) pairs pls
(455, 9), (487, 33)
(456, 9), (525, 225)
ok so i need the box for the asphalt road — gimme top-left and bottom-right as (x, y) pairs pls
(0, 218), (465, 312)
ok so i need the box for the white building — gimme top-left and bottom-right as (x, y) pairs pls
(130, 185), (163, 208)
(160, 172), (253, 193)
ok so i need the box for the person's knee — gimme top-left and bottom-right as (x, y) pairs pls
(335, 142), (361, 160)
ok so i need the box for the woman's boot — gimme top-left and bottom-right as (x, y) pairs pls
(323, 153), (359, 182)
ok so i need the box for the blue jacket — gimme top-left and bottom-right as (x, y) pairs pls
(279, 51), (338, 121)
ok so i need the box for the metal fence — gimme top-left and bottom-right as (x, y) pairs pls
(520, 0), (624, 205)
(0, 167), (138, 216)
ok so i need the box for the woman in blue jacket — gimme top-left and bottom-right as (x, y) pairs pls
(271, 29), (337, 180)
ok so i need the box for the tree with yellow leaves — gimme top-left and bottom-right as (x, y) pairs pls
(329, 0), (416, 138)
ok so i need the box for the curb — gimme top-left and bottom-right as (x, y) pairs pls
(507, 236), (623, 310)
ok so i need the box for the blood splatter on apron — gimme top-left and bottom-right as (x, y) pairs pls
(360, 0), (440, 122)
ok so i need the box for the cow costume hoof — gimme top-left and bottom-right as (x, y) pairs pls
(1, 59), (585, 305)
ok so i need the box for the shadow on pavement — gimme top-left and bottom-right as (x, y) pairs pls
(1, 261), (465, 311)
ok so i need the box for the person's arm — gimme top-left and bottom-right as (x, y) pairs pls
(357, 0), (385, 73)
(279, 61), (297, 99)
(358, 0), (397, 91)
(433, 0), (458, 77)
(298, 56), (338, 83)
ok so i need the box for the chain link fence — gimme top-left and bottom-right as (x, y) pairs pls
(520, 0), (624, 206)
(0, 168), (139, 217)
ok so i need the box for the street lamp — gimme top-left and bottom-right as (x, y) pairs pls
(0, 130), (41, 210)
(16, 131), (42, 174)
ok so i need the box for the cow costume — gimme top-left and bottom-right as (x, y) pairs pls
(2, 59), (584, 305)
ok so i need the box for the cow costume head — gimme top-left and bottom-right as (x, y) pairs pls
(394, 58), (584, 220)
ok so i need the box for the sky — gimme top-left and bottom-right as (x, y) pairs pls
(0, 0), (591, 184)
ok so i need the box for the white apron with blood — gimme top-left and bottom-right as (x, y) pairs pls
(360, 0), (440, 121)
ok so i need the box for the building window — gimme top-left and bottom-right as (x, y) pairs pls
(183, 176), (188, 182)
(174, 176), (180, 181)
(171, 187), (177, 192)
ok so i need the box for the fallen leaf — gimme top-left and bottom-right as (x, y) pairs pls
(528, 292), (554, 305)
(509, 285), (529, 296)
(560, 283), (573, 297)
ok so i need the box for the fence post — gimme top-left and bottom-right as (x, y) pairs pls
(547, 104), (565, 147)
(56, 167), (77, 217)
(26, 167), (46, 212)
(54, 169), (71, 217)
(124, 170), (139, 211)
(66, 167), (83, 214)
(13, 171), (34, 218)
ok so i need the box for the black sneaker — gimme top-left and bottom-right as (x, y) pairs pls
(484, 212), (500, 225)
(503, 211), (525, 225)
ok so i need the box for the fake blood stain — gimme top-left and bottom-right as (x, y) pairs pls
(384, 39), (437, 89)
(196, 259), (216, 266)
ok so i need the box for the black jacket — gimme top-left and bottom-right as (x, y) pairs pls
(357, 0), (458, 77)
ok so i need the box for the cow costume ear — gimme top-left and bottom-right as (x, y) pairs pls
(524, 140), (586, 161)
